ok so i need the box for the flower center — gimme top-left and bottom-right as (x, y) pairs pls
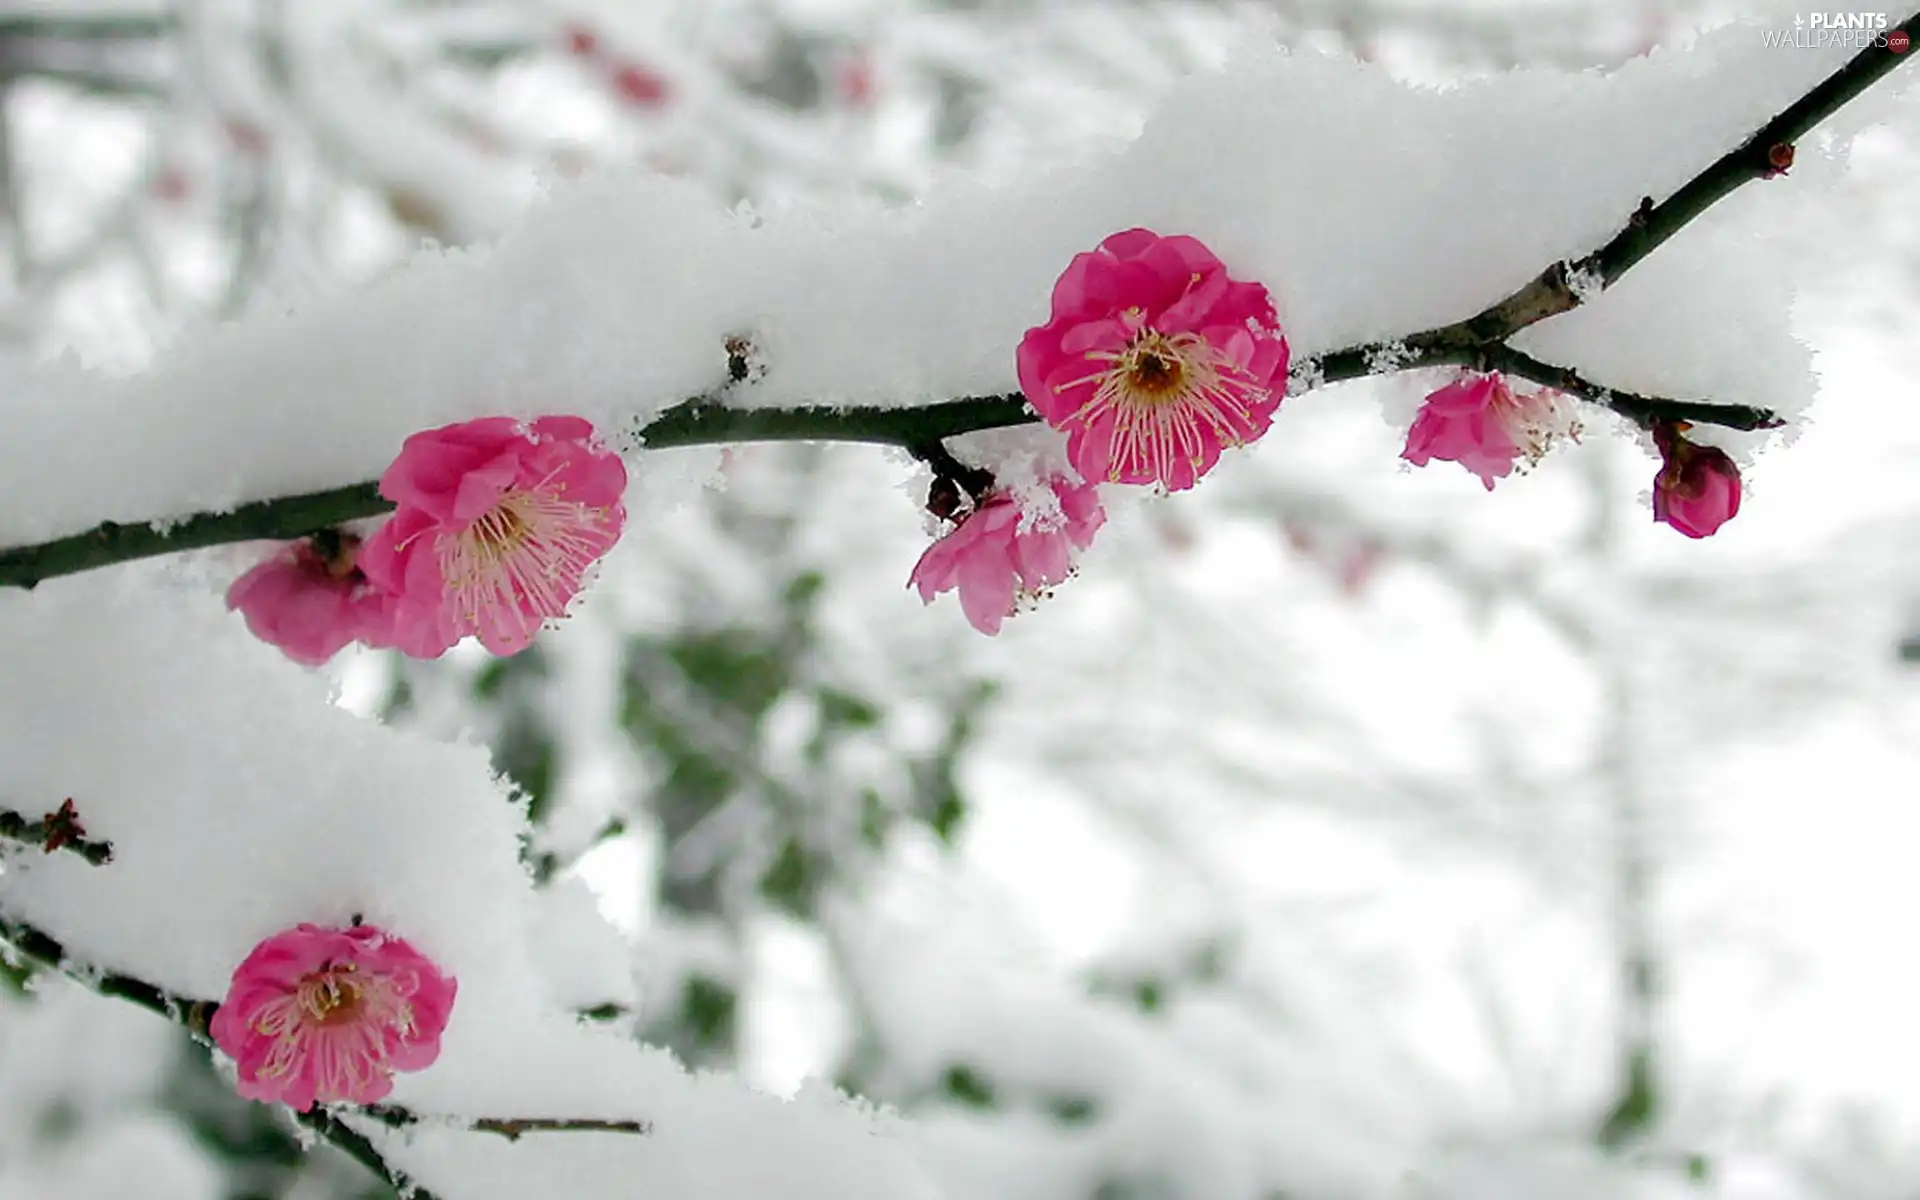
(1127, 345), (1185, 397)
(438, 480), (613, 634)
(298, 964), (367, 1027)
(1494, 386), (1581, 466)
(467, 502), (533, 561)
(1055, 327), (1267, 482)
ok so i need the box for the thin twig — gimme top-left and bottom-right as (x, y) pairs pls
(1480, 345), (1783, 432)
(530, 814), (630, 886)
(576, 1001), (632, 1023)
(1316, 13), (1920, 378)
(363, 1104), (653, 1141)
(0, 800), (116, 865)
(0, 27), (1912, 590)
(296, 1108), (448, 1200)
(0, 912), (214, 1039)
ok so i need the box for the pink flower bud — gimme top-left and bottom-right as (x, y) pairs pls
(611, 63), (671, 109)
(1652, 423), (1742, 538)
(564, 23), (600, 59)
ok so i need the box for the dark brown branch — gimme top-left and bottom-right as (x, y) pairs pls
(1333, 12), (1920, 360)
(362, 1104), (653, 1141)
(0, 27), (1912, 590)
(1585, 11), (1920, 295)
(1480, 345), (1784, 432)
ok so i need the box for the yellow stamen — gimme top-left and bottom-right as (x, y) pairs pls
(1055, 329), (1266, 482)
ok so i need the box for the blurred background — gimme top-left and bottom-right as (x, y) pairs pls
(3, 1), (1920, 1197)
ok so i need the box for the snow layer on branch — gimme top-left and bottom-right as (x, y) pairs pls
(0, 18), (1872, 544)
(0, 570), (939, 1200)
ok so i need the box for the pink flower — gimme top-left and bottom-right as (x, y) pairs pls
(211, 923), (457, 1112)
(1652, 423), (1741, 538)
(1401, 372), (1581, 490)
(1017, 229), (1290, 492)
(358, 416), (627, 658)
(910, 477), (1106, 635)
(226, 534), (392, 667)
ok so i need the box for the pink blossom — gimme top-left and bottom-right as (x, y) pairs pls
(1652, 423), (1742, 538)
(1017, 229), (1290, 492)
(211, 923), (457, 1112)
(226, 535), (392, 667)
(910, 478), (1106, 635)
(358, 416), (627, 658)
(1401, 373), (1581, 490)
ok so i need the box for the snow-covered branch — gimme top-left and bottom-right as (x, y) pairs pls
(0, 15), (1909, 591)
(1311, 9), (1920, 377)
(0, 350), (1768, 591)
(361, 1104), (653, 1141)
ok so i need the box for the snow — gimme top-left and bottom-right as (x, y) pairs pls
(0, 18), (1889, 547)
(281, 2), (540, 245)
(0, 569), (940, 1200)
(0, 1114), (221, 1200)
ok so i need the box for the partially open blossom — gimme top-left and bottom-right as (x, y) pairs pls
(358, 416), (627, 659)
(910, 477), (1106, 635)
(226, 534), (391, 667)
(1401, 372), (1581, 490)
(1652, 422), (1742, 538)
(1017, 229), (1290, 492)
(211, 923), (456, 1112)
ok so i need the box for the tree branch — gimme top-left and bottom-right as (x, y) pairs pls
(0, 14), (176, 40)
(1479, 345), (1783, 432)
(1585, 11), (1920, 296)
(362, 1104), (652, 1141)
(0, 912), (215, 1040)
(294, 1107), (447, 1200)
(0, 23), (1911, 591)
(0, 395), (1037, 591)
(1319, 13), (1920, 368)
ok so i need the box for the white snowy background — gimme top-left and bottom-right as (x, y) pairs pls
(1, 1), (1919, 1198)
